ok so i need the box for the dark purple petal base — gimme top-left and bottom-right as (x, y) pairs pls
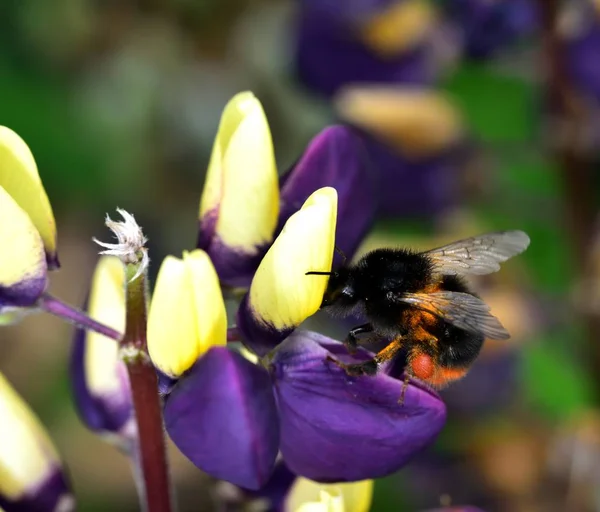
(164, 347), (279, 490)
(236, 294), (293, 358)
(268, 331), (447, 482)
(0, 467), (74, 512)
(197, 221), (270, 288)
(279, 125), (378, 261)
(0, 274), (47, 309)
(70, 328), (133, 435)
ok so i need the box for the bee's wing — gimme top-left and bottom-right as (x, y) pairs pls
(423, 230), (530, 276)
(398, 291), (510, 340)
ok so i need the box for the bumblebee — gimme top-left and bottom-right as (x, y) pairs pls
(307, 231), (530, 390)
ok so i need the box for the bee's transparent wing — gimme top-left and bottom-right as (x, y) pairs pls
(424, 230), (530, 276)
(398, 291), (510, 340)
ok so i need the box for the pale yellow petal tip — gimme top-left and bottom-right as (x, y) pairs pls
(0, 127), (57, 258)
(249, 187), (337, 330)
(334, 86), (464, 157)
(287, 478), (373, 512)
(360, 0), (437, 57)
(148, 250), (227, 378)
(199, 91), (279, 253)
(85, 256), (126, 395)
(0, 373), (60, 499)
(0, 186), (47, 303)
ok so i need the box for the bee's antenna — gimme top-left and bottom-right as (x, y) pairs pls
(305, 271), (332, 276)
(334, 245), (347, 264)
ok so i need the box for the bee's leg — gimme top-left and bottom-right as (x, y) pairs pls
(345, 323), (374, 354)
(398, 373), (411, 405)
(328, 336), (404, 376)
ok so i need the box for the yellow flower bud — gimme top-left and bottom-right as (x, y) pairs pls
(85, 256), (126, 397)
(249, 187), (337, 330)
(335, 86), (463, 158)
(0, 185), (47, 315)
(360, 0), (437, 57)
(287, 478), (373, 512)
(148, 249), (227, 378)
(0, 373), (63, 500)
(199, 92), (279, 253)
(0, 127), (58, 266)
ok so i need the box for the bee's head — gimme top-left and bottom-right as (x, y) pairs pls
(306, 267), (356, 310)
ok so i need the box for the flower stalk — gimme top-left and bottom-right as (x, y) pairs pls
(122, 263), (172, 512)
(38, 293), (122, 341)
(537, 0), (600, 402)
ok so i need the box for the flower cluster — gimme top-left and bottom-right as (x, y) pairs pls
(0, 91), (447, 510)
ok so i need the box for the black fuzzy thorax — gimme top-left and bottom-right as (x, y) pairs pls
(348, 248), (434, 335)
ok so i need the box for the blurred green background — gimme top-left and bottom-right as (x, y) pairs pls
(2, 0), (600, 511)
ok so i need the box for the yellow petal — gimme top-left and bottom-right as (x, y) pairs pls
(360, 0), (437, 57)
(199, 91), (279, 252)
(287, 478), (374, 512)
(0, 372), (61, 499)
(148, 250), (227, 377)
(335, 86), (463, 158)
(0, 127), (57, 263)
(85, 256), (126, 396)
(249, 187), (337, 330)
(0, 185), (47, 304)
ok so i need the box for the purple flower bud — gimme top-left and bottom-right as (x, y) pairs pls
(267, 331), (447, 482)
(279, 125), (378, 261)
(295, 8), (434, 97)
(164, 347), (279, 490)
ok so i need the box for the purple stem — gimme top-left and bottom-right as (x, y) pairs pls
(38, 293), (122, 341)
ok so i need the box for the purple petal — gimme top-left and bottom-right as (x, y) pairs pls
(0, 467), (75, 512)
(566, 17), (600, 104)
(360, 135), (465, 219)
(0, 274), (47, 309)
(279, 126), (378, 261)
(70, 327), (133, 438)
(268, 331), (446, 482)
(236, 294), (294, 358)
(164, 347), (279, 490)
(295, 9), (435, 97)
(298, 0), (397, 26)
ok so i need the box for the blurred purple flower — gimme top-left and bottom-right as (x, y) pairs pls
(565, 12), (600, 103)
(294, 3), (436, 97)
(361, 134), (466, 219)
(0, 470), (74, 512)
(445, 0), (537, 59)
(163, 332), (446, 489)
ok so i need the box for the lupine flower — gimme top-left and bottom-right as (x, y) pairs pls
(217, 461), (373, 512)
(0, 127), (58, 324)
(148, 249), (227, 392)
(0, 372), (74, 512)
(238, 187), (337, 356)
(197, 91), (279, 287)
(334, 85), (467, 218)
(71, 256), (135, 446)
(285, 476), (373, 512)
(444, 0), (537, 59)
(164, 328), (446, 489)
(294, 0), (442, 97)
(197, 92), (377, 287)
